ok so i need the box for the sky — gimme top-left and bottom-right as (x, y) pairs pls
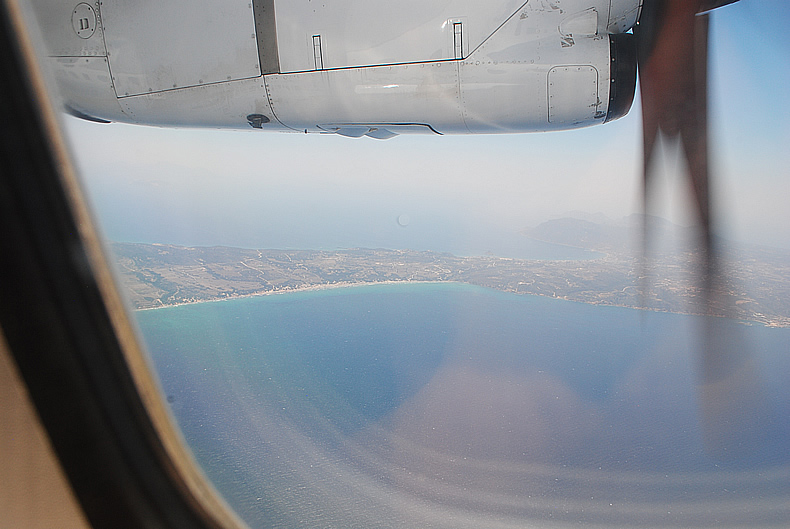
(61, 0), (790, 251)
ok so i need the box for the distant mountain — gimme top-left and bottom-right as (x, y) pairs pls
(552, 210), (616, 226)
(524, 214), (703, 254)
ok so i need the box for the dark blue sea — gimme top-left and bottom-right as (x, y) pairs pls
(135, 283), (790, 528)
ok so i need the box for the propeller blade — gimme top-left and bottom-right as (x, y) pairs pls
(635, 0), (764, 459)
(698, 0), (739, 13)
(637, 0), (711, 243)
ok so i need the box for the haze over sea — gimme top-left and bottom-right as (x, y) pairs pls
(96, 189), (599, 260)
(136, 282), (790, 528)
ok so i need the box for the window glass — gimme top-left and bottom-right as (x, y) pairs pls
(24, 0), (790, 526)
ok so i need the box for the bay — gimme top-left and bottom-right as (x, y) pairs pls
(135, 283), (790, 528)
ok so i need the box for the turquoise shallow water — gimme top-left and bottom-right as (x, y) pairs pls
(135, 283), (790, 528)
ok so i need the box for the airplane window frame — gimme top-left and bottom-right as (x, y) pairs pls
(0, 1), (248, 528)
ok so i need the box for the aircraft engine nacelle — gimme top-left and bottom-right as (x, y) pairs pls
(30, 0), (640, 137)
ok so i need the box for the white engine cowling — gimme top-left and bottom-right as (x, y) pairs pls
(30, 0), (640, 135)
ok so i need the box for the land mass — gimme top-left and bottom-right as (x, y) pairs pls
(111, 216), (790, 327)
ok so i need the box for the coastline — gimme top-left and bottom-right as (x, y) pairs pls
(132, 278), (790, 328)
(134, 279), (452, 311)
(115, 242), (790, 328)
